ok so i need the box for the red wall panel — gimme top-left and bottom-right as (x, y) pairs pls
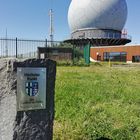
(90, 45), (140, 61)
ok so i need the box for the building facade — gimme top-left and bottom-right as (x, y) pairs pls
(38, 47), (73, 61)
(90, 45), (140, 63)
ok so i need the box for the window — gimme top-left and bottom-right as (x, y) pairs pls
(132, 56), (140, 62)
(103, 52), (127, 62)
(103, 52), (109, 61)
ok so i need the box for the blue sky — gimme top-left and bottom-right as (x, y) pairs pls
(0, 0), (139, 44)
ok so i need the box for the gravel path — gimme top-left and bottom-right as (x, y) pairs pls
(0, 59), (16, 140)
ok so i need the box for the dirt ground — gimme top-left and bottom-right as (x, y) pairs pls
(0, 59), (16, 140)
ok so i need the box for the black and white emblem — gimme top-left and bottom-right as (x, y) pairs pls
(25, 82), (39, 96)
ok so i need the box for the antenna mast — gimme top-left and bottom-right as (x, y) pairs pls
(49, 9), (54, 47)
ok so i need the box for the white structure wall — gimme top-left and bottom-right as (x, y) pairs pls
(68, 0), (127, 33)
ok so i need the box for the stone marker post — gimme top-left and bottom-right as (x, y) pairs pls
(13, 59), (56, 140)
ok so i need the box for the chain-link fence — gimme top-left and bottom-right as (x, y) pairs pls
(0, 37), (89, 65)
(0, 38), (61, 58)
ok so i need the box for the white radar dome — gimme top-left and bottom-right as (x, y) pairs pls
(68, 0), (127, 32)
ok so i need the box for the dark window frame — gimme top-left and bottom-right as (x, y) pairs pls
(132, 55), (140, 62)
(103, 52), (127, 62)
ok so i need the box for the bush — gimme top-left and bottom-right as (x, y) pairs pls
(56, 60), (73, 66)
(57, 58), (90, 67)
(73, 58), (89, 67)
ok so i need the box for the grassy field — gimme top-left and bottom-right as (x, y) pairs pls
(53, 63), (140, 140)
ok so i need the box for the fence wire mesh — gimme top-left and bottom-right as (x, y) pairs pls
(0, 38), (61, 58)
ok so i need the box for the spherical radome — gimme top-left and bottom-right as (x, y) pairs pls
(68, 0), (127, 32)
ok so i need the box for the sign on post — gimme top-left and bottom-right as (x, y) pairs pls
(17, 67), (46, 111)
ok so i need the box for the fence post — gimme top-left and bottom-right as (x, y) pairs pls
(16, 38), (18, 58)
(84, 43), (91, 65)
(73, 45), (75, 65)
(45, 39), (47, 47)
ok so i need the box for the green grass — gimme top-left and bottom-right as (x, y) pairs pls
(54, 63), (140, 140)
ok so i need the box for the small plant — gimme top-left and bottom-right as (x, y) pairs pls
(56, 60), (73, 66)
(73, 58), (90, 67)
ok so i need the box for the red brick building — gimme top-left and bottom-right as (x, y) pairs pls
(90, 45), (140, 63)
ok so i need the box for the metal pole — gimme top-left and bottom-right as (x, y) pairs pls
(45, 39), (47, 47)
(5, 29), (8, 57)
(49, 9), (54, 47)
(109, 54), (111, 67)
(73, 44), (75, 65)
(16, 38), (18, 58)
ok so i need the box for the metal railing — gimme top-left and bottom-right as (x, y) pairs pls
(71, 28), (132, 41)
(0, 38), (61, 58)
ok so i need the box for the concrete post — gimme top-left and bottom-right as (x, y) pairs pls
(13, 59), (56, 140)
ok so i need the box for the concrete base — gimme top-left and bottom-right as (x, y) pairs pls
(0, 59), (56, 140)
(13, 59), (56, 140)
(127, 61), (133, 64)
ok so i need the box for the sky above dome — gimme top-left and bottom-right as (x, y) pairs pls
(0, 0), (139, 45)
